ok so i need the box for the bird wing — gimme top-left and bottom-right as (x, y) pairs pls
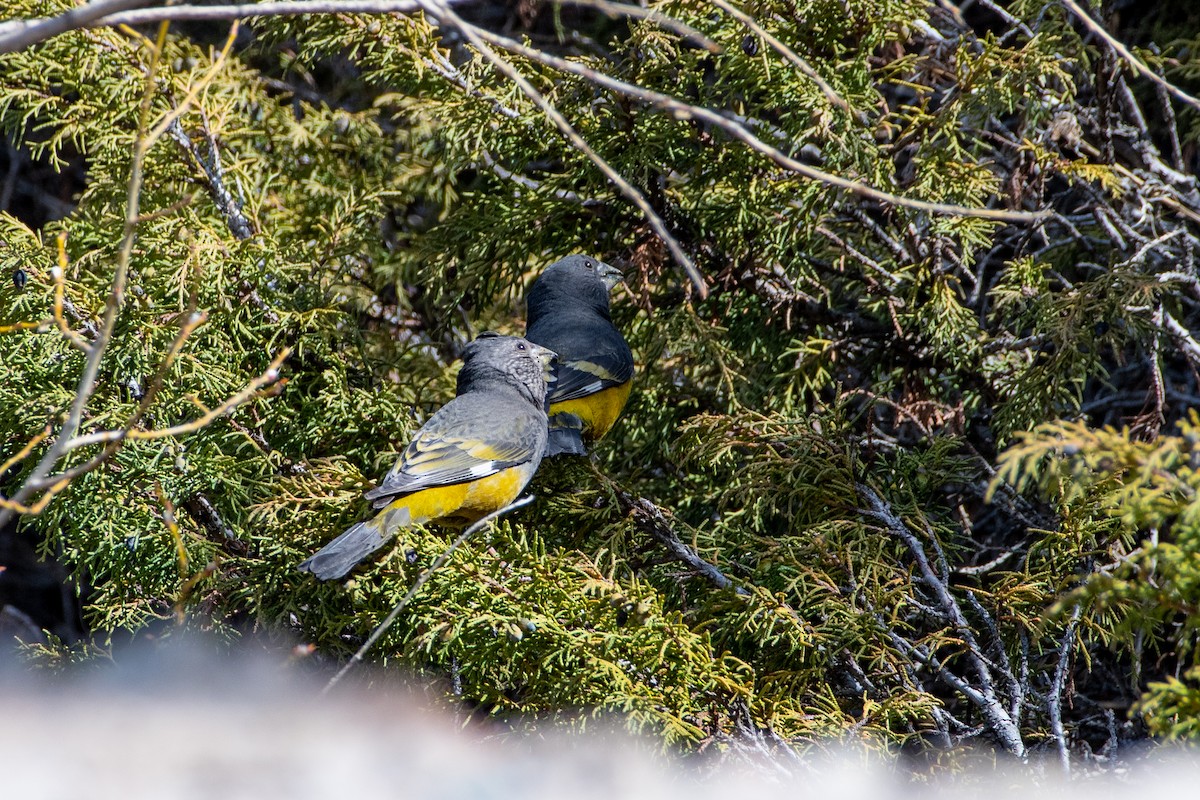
(363, 396), (542, 507)
(549, 348), (634, 403)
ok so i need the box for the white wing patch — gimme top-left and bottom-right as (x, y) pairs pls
(467, 461), (500, 478)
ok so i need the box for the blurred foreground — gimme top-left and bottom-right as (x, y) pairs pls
(2, 639), (1197, 798)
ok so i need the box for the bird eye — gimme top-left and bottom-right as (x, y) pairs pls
(584, 260), (594, 270)
(517, 343), (526, 350)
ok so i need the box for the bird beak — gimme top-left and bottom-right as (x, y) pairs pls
(597, 261), (624, 292)
(532, 343), (558, 383)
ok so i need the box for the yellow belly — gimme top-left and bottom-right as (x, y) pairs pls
(377, 462), (536, 529)
(549, 380), (632, 442)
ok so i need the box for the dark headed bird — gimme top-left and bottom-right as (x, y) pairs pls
(525, 254), (634, 457)
(299, 333), (556, 580)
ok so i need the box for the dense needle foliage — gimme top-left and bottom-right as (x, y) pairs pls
(2, 0), (1200, 765)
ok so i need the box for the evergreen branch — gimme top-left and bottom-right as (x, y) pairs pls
(322, 494), (536, 694)
(0, 20), (254, 520)
(417, 0), (708, 298)
(709, 0), (850, 115)
(0, 21), (173, 528)
(0, 0), (151, 54)
(1060, 0), (1200, 114)
(449, 20), (1048, 224)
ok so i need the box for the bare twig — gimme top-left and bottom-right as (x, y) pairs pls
(1162, 311), (1200, 370)
(1061, 0), (1200, 113)
(1049, 605), (1082, 775)
(621, 493), (745, 594)
(452, 18), (1047, 224)
(185, 493), (243, 545)
(417, 0), (708, 298)
(0, 0), (152, 54)
(582, 460), (746, 593)
(815, 225), (901, 288)
(859, 484), (1025, 756)
(0, 0), (715, 53)
(322, 494), (535, 694)
(0, 425), (52, 485)
(0, 21), (173, 528)
(51, 234), (90, 352)
(59, 347), (290, 453)
(709, 0), (851, 114)
(168, 116), (254, 240)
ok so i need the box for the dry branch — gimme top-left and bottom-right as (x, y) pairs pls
(416, 0), (708, 297)
(859, 484), (1026, 756)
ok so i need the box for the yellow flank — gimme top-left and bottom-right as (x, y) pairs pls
(549, 380), (632, 441)
(377, 463), (535, 530)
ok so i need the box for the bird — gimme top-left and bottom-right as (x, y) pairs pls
(298, 333), (557, 581)
(525, 254), (634, 457)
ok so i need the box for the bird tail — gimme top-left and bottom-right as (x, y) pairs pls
(545, 412), (588, 457)
(298, 504), (413, 581)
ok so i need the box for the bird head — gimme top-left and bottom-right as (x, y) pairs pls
(459, 333), (557, 407)
(527, 254), (624, 321)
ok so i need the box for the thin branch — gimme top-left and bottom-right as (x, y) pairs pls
(147, 23), (241, 144)
(417, 0), (708, 298)
(322, 494), (535, 694)
(0, 21), (172, 528)
(58, 347), (290, 453)
(453, 18), (1047, 224)
(0, 0), (152, 54)
(815, 224), (901, 288)
(553, 0), (717, 51)
(620, 493), (745, 594)
(185, 493), (244, 546)
(859, 484), (1025, 757)
(49, 233), (91, 351)
(168, 115), (255, 240)
(1061, 0), (1200, 113)
(709, 0), (851, 114)
(0, 0), (716, 54)
(154, 480), (190, 576)
(0, 425), (52, 480)
(1049, 605), (1082, 775)
(1162, 311), (1200, 370)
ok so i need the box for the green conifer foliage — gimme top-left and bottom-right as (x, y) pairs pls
(2, 0), (1200, 764)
